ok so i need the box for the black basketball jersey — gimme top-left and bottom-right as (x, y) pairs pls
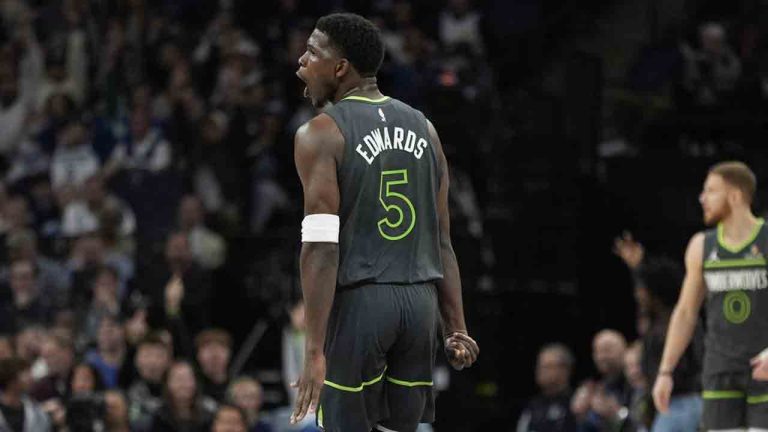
(324, 95), (443, 288)
(702, 218), (768, 374)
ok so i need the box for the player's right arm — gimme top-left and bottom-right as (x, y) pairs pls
(428, 120), (479, 370)
(652, 232), (707, 412)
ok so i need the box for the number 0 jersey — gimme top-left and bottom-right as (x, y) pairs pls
(324, 95), (443, 288)
(702, 218), (768, 374)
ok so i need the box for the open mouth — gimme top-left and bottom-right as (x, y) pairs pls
(296, 71), (309, 99)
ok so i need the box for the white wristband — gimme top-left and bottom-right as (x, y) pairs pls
(301, 214), (340, 243)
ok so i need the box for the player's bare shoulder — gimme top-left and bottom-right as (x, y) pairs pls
(294, 113), (344, 161)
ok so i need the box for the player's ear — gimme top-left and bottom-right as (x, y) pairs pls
(335, 59), (351, 79)
(727, 187), (741, 206)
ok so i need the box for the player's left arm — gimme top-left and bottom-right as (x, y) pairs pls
(291, 113), (342, 424)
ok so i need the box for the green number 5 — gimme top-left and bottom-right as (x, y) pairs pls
(378, 169), (416, 241)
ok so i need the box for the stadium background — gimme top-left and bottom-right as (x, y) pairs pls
(0, 0), (767, 430)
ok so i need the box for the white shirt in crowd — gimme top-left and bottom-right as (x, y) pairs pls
(50, 143), (100, 190)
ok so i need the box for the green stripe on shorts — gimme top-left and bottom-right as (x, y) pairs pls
(385, 376), (434, 387)
(747, 393), (768, 404)
(702, 390), (746, 400)
(324, 368), (386, 392)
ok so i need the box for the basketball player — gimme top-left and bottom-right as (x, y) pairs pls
(290, 13), (479, 432)
(653, 161), (768, 430)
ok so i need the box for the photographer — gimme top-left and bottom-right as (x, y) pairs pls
(0, 357), (51, 431)
(65, 363), (107, 432)
(127, 332), (172, 431)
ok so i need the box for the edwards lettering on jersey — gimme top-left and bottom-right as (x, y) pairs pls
(355, 126), (429, 165)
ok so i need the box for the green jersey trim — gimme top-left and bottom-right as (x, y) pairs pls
(702, 390), (746, 400)
(717, 218), (765, 253)
(747, 393), (768, 404)
(324, 368), (386, 392)
(341, 95), (391, 104)
(704, 257), (768, 269)
(385, 376), (434, 387)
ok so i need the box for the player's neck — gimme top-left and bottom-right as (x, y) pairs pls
(335, 77), (383, 103)
(720, 209), (759, 243)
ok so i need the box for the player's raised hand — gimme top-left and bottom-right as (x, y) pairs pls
(290, 353), (326, 424)
(445, 332), (479, 370)
(613, 231), (645, 270)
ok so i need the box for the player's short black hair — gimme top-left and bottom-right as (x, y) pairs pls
(639, 256), (683, 309)
(316, 13), (384, 77)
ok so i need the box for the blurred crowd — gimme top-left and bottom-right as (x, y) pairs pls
(603, 7), (768, 156)
(517, 235), (705, 432)
(0, 0), (493, 431)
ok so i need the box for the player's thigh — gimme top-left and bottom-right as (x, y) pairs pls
(380, 284), (440, 431)
(320, 286), (400, 431)
(386, 283), (439, 381)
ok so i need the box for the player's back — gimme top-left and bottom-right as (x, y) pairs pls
(324, 95), (443, 288)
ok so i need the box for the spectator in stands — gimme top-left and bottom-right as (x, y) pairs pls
(212, 403), (249, 432)
(85, 314), (128, 389)
(0, 259), (54, 333)
(586, 382), (633, 432)
(33, 18), (88, 111)
(196, 328), (233, 402)
(14, 325), (44, 368)
(61, 174), (136, 241)
(105, 105), (172, 176)
(681, 22), (741, 108)
(79, 266), (122, 347)
(0, 195), (33, 238)
(613, 232), (649, 335)
(128, 332), (173, 432)
(517, 343), (576, 432)
(178, 194), (226, 270)
(150, 360), (216, 432)
(146, 232), (212, 356)
(0, 357), (51, 431)
(593, 329), (630, 405)
(31, 330), (75, 402)
(67, 232), (132, 310)
(105, 390), (132, 432)
(572, 330), (633, 431)
(191, 111), (241, 224)
(640, 258), (703, 431)
(439, 0), (484, 57)
(0, 336), (13, 360)
(5, 229), (70, 309)
(68, 362), (105, 397)
(0, 20), (38, 160)
(282, 298), (305, 406)
(228, 377), (273, 432)
(23, 176), (61, 250)
(623, 341), (647, 429)
(50, 116), (100, 196)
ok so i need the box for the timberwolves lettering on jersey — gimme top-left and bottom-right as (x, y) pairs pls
(702, 218), (768, 373)
(324, 96), (443, 288)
